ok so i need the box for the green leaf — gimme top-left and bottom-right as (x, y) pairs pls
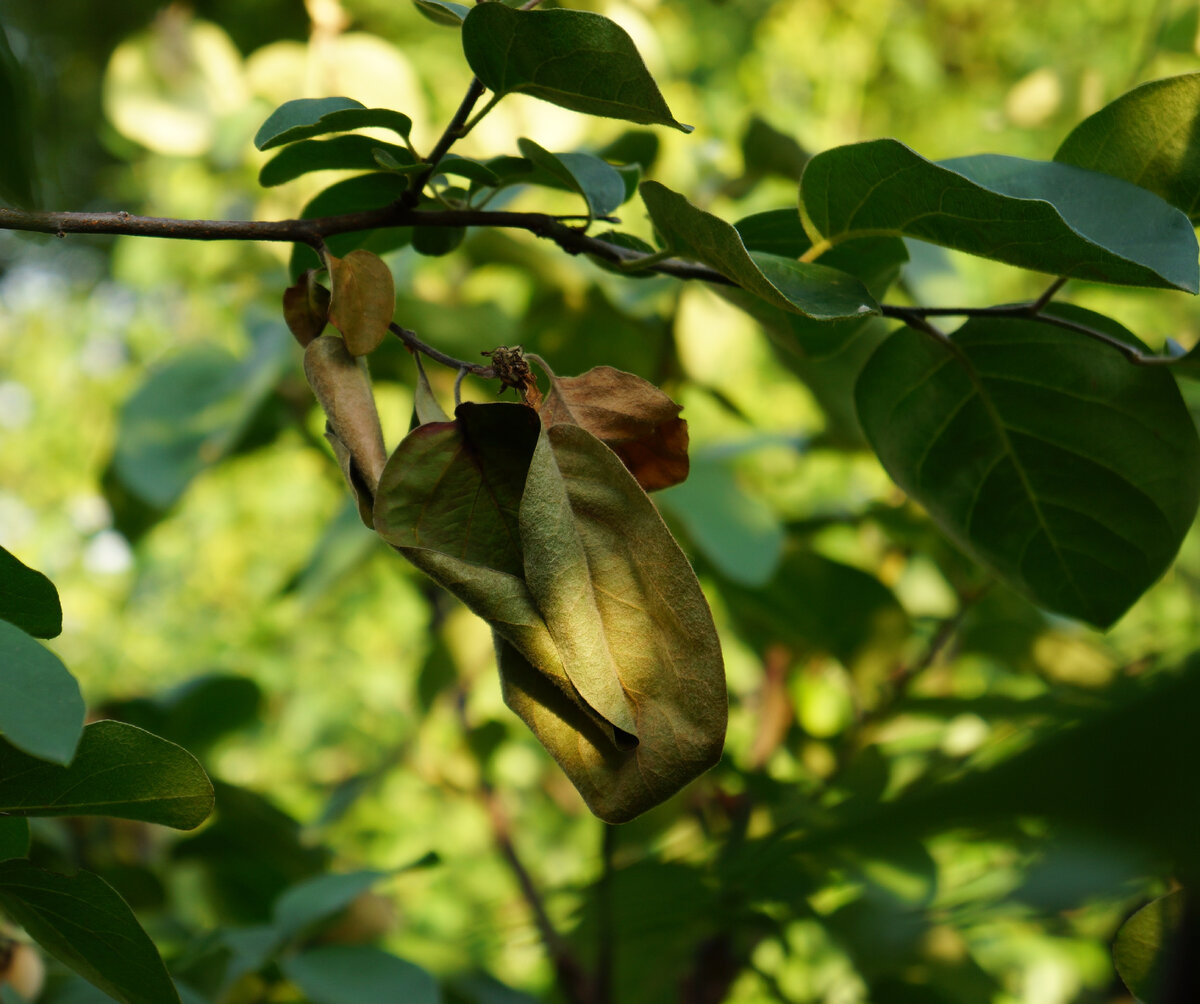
(462, 4), (692, 132)
(801, 140), (1199, 291)
(281, 945), (438, 1004)
(598, 130), (660, 170)
(272, 870), (388, 938)
(113, 323), (292, 508)
(0, 860), (180, 1004)
(1055, 73), (1200, 223)
(413, 0), (469, 26)
(0, 546), (61, 639)
(0, 817), (29, 861)
(259, 136), (416, 187)
(0, 720), (214, 829)
(326, 249), (395, 356)
(855, 306), (1200, 627)
(288, 174), (413, 278)
(0, 621), (83, 765)
(103, 673), (263, 754)
(640, 181), (878, 320)
(254, 97), (412, 151)
(516, 138), (627, 218)
(411, 220), (467, 257)
(374, 402), (541, 577)
(0, 25), (36, 207)
(1113, 890), (1185, 1002)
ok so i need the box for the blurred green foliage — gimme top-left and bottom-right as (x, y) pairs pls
(3, 0), (1200, 1001)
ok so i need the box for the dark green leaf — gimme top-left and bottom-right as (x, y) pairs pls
(801, 140), (1199, 291)
(0, 817), (28, 861)
(640, 181), (878, 320)
(1113, 890), (1185, 1002)
(413, 0), (470, 26)
(104, 673), (263, 754)
(462, 4), (692, 131)
(412, 222), (467, 257)
(259, 136), (416, 187)
(113, 324), (292, 508)
(0, 860), (179, 1004)
(281, 946), (439, 1004)
(855, 306), (1200, 626)
(586, 231), (657, 278)
(0, 25), (36, 207)
(374, 403), (541, 577)
(0, 546), (61, 639)
(1055, 73), (1200, 222)
(288, 174), (413, 277)
(0, 621), (83, 765)
(272, 870), (389, 938)
(255, 98), (412, 151)
(597, 130), (660, 170)
(0, 720), (214, 829)
(434, 155), (500, 186)
(516, 138), (626, 217)
(734, 209), (811, 259)
(740, 116), (809, 179)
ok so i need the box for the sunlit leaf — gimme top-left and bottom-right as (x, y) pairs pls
(0, 621), (83, 765)
(1113, 890), (1185, 1002)
(856, 306), (1200, 626)
(413, 0), (470, 26)
(801, 139), (1199, 291)
(0, 546), (61, 640)
(282, 945), (438, 1004)
(326, 249), (395, 356)
(0, 860), (180, 1004)
(516, 138), (627, 217)
(640, 181), (878, 320)
(0, 720), (214, 829)
(1056, 73), (1200, 222)
(462, 4), (692, 132)
(539, 365), (688, 491)
(259, 135), (416, 187)
(254, 97), (412, 151)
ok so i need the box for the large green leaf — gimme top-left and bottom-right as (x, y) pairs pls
(640, 181), (878, 320)
(0, 860), (179, 1004)
(254, 97), (412, 151)
(113, 324), (292, 508)
(0, 817), (28, 861)
(0, 546), (61, 639)
(272, 870), (389, 939)
(855, 306), (1200, 626)
(801, 139), (1199, 291)
(461, 3), (691, 132)
(0, 721), (214, 829)
(1113, 890), (1185, 1002)
(1055, 73), (1200, 222)
(259, 135), (416, 188)
(0, 621), (83, 765)
(281, 945), (438, 1004)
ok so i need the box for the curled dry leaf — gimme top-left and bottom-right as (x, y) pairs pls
(304, 335), (388, 526)
(326, 249), (395, 356)
(373, 402), (725, 822)
(282, 270), (331, 347)
(540, 365), (689, 491)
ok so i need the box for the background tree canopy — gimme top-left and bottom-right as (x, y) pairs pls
(3, 1), (1200, 1002)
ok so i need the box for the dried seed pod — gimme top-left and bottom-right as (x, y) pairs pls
(304, 334), (388, 525)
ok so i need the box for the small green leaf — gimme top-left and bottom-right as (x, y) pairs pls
(0, 859), (180, 1004)
(641, 181), (878, 320)
(0, 621), (83, 765)
(0, 546), (61, 639)
(1056, 73), (1200, 222)
(462, 4), (692, 132)
(0, 817), (29, 862)
(413, 0), (470, 25)
(0, 720), (214, 829)
(259, 136), (416, 187)
(273, 870), (389, 939)
(326, 249), (395, 356)
(255, 97), (412, 151)
(288, 173), (412, 278)
(282, 945), (439, 1004)
(801, 139), (1199, 291)
(1113, 890), (1185, 1002)
(516, 138), (627, 217)
(412, 220), (467, 257)
(855, 306), (1200, 627)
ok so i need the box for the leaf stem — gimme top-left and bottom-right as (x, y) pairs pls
(401, 76), (489, 209)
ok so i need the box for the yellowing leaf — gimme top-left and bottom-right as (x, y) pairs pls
(540, 366), (688, 491)
(326, 249), (395, 356)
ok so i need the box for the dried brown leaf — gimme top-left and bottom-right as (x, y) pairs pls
(282, 270), (331, 347)
(326, 249), (395, 356)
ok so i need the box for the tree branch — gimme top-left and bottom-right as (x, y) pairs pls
(400, 76), (489, 210)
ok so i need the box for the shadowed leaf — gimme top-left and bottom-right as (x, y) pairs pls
(0, 621), (83, 764)
(260, 135), (415, 188)
(540, 366), (688, 491)
(1113, 890), (1186, 1001)
(0, 546), (61, 639)
(516, 138), (627, 218)
(282, 945), (438, 1004)
(282, 270), (331, 347)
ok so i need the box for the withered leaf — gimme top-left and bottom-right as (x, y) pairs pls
(282, 270), (331, 347)
(326, 249), (395, 356)
(304, 335), (388, 526)
(540, 366), (689, 491)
